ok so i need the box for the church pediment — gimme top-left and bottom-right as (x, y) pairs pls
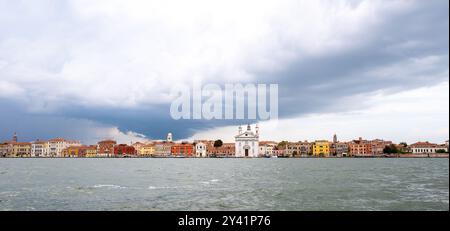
(235, 131), (256, 138)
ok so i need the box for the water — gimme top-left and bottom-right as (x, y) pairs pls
(0, 158), (448, 211)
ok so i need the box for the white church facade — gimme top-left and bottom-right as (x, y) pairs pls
(235, 124), (259, 158)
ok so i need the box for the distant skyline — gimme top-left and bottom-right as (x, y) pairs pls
(0, 0), (448, 144)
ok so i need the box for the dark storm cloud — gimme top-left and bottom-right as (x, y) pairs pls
(268, 0), (449, 118)
(0, 0), (448, 141)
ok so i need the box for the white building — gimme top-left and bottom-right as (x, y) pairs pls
(31, 140), (49, 157)
(195, 142), (207, 157)
(259, 141), (278, 156)
(48, 138), (81, 157)
(235, 124), (259, 158)
(410, 142), (448, 154)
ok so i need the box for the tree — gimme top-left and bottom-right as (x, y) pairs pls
(277, 141), (288, 149)
(383, 144), (399, 154)
(436, 149), (448, 153)
(399, 142), (407, 147)
(214, 140), (223, 148)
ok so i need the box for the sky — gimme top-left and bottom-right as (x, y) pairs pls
(0, 0), (448, 144)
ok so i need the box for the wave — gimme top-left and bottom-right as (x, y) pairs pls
(200, 179), (220, 185)
(148, 185), (192, 190)
(92, 184), (126, 189)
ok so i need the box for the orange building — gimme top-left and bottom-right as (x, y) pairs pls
(114, 144), (136, 157)
(97, 140), (117, 157)
(62, 146), (87, 158)
(371, 139), (393, 155)
(171, 143), (194, 157)
(207, 143), (235, 157)
(349, 137), (372, 156)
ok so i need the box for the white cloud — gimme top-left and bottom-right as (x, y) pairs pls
(0, 80), (24, 98)
(88, 126), (150, 145)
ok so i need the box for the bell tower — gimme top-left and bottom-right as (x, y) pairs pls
(12, 132), (17, 142)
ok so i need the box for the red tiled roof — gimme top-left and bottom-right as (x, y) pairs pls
(49, 138), (66, 142)
(98, 140), (117, 144)
(410, 142), (439, 148)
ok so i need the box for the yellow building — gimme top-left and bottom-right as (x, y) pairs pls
(138, 144), (155, 157)
(312, 140), (330, 157)
(12, 142), (32, 157)
(85, 145), (98, 158)
(61, 146), (84, 157)
(0, 142), (13, 157)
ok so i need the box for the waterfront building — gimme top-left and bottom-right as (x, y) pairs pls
(85, 145), (98, 157)
(409, 142), (448, 154)
(312, 140), (330, 157)
(132, 141), (156, 156)
(285, 141), (312, 157)
(235, 124), (259, 158)
(113, 144), (136, 157)
(31, 140), (49, 157)
(48, 138), (81, 157)
(330, 134), (348, 157)
(97, 140), (117, 157)
(132, 142), (145, 151)
(139, 144), (155, 157)
(259, 141), (278, 157)
(208, 143), (235, 157)
(194, 140), (219, 157)
(11, 142), (32, 157)
(443, 140), (449, 152)
(397, 143), (410, 153)
(273, 148), (285, 157)
(371, 139), (393, 155)
(62, 146), (87, 157)
(203, 140), (216, 156)
(0, 142), (13, 157)
(349, 137), (372, 156)
(154, 141), (173, 156)
(1, 133), (21, 157)
(284, 142), (298, 157)
(171, 143), (194, 157)
(195, 142), (207, 157)
(438, 144), (449, 152)
(331, 142), (349, 157)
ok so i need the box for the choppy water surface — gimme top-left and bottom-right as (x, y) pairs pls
(0, 158), (448, 211)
